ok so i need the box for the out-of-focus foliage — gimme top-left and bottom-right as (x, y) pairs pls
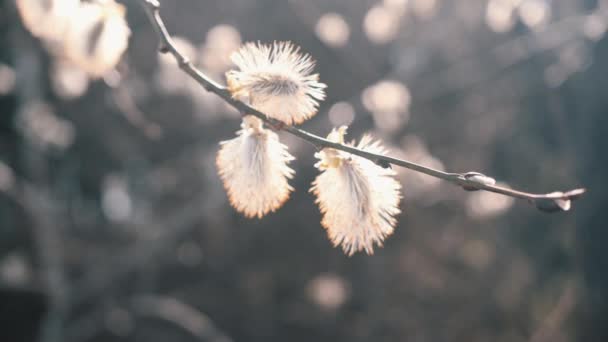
(1, 0), (607, 342)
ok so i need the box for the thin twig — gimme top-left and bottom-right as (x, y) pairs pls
(529, 283), (576, 342)
(9, 1), (70, 339)
(137, 0), (585, 213)
(131, 295), (233, 342)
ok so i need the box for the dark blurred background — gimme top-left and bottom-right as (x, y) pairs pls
(1, 0), (607, 341)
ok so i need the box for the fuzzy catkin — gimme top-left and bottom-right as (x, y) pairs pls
(62, 0), (131, 77)
(226, 41), (326, 125)
(311, 127), (402, 255)
(16, 0), (130, 78)
(216, 116), (295, 218)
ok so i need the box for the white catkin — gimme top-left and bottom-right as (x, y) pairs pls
(16, 0), (131, 78)
(226, 41), (326, 125)
(16, 0), (130, 78)
(61, 0), (131, 77)
(216, 115), (295, 218)
(16, 0), (79, 43)
(311, 127), (402, 255)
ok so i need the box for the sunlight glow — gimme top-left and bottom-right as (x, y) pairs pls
(316, 13), (350, 48)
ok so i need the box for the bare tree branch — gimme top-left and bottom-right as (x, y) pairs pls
(131, 295), (232, 342)
(136, 0), (585, 213)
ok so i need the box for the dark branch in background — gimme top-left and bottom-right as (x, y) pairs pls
(131, 295), (232, 342)
(137, 0), (585, 213)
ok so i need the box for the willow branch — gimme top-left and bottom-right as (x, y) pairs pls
(137, 0), (585, 213)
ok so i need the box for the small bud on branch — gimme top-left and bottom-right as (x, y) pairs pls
(461, 172), (496, 191)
